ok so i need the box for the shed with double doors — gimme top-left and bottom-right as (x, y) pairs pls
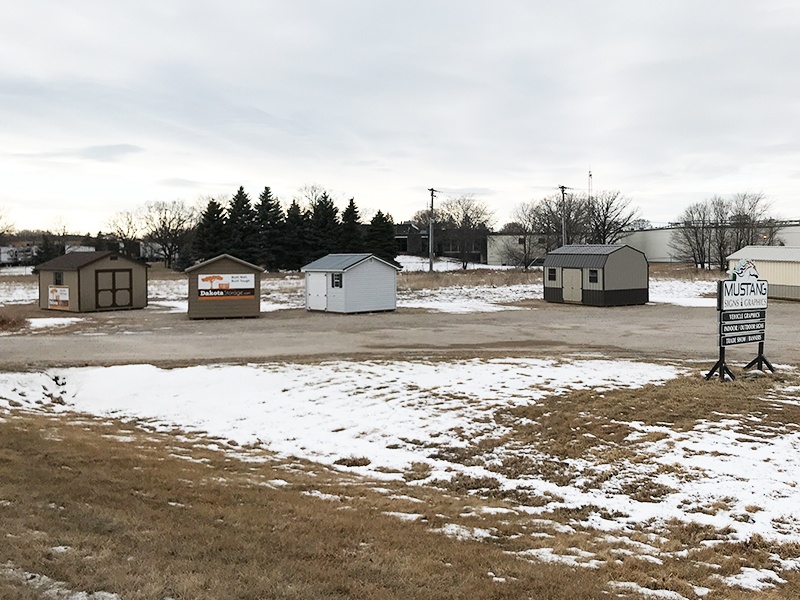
(301, 253), (401, 313)
(727, 245), (800, 301)
(185, 254), (263, 319)
(37, 251), (149, 312)
(543, 244), (648, 306)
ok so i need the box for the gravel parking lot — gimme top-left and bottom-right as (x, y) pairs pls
(4, 299), (798, 371)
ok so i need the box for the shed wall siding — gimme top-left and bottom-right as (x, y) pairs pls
(604, 249), (648, 291)
(327, 274), (346, 313)
(343, 260), (397, 313)
(39, 271), (80, 311)
(187, 257), (260, 319)
(768, 283), (800, 300)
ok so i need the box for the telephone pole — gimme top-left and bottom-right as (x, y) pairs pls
(558, 185), (571, 246)
(428, 188), (439, 272)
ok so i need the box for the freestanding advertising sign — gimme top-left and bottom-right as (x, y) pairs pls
(706, 260), (774, 380)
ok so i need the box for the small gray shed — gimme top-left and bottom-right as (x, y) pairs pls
(543, 244), (648, 306)
(727, 246), (800, 300)
(37, 251), (148, 312)
(301, 253), (401, 313)
(185, 254), (263, 319)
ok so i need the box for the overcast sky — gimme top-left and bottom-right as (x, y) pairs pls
(2, 1), (799, 233)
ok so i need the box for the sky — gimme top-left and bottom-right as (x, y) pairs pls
(2, 1), (800, 234)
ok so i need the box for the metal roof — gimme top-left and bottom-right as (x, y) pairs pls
(185, 253), (263, 273)
(36, 251), (124, 271)
(302, 253), (401, 272)
(727, 245), (800, 262)
(543, 244), (631, 269)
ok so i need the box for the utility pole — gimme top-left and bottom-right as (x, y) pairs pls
(427, 188), (439, 272)
(558, 185), (571, 246)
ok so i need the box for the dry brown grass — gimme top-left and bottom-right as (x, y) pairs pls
(4, 383), (800, 599)
(0, 410), (609, 600)
(0, 311), (25, 332)
(398, 268), (541, 291)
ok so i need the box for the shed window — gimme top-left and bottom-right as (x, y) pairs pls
(547, 268), (556, 281)
(331, 273), (343, 288)
(53, 272), (63, 286)
(589, 269), (598, 283)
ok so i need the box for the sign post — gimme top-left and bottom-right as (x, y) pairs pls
(706, 261), (774, 380)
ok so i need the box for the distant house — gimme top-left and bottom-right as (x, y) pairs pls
(727, 246), (800, 301)
(301, 253), (401, 313)
(543, 244), (648, 306)
(36, 251), (148, 312)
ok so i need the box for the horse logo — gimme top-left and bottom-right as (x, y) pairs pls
(729, 259), (759, 281)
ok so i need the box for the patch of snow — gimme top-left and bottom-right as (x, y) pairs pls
(26, 317), (83, 330)
(609, 581), (689, 599)
(719, 567), (786, 591)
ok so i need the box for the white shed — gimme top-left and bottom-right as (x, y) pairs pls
(727, 246), (800, 300)
(301, 253), (401, 313)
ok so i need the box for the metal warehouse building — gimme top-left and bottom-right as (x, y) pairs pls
(543, 244), (649, 306)
(727, 246), (800, 301)
(302, 253), (401, 313)
(185, 254), (263, 319)
(37, 251), (149, 312)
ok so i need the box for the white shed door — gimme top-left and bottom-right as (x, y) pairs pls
(307, 273), (327, 310)
(562, 268), (583, 303)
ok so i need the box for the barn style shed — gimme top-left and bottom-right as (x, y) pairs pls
(302, 253), (401, 313)
(185, 254), (263, 319)
(37, 251), (148, 312)
(543, 244), (648, 306)
(727, 246), (800, 300)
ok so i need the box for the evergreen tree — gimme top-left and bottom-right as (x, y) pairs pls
(192, 198), (227, 262)
(254, 186), (285, 271)
(308, 192), (340, 261)
(33, 232), (65, 265)
(365, 211), (397, 264)
(282, 200), (310, 270)
(224, 187), (258, 263)
(340, 197), (365, 254)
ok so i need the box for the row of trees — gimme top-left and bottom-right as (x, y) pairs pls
(105, 185), (397, 271)
(669, 192), (781, 270)
(490, 190), (640, 268)
(191, 186), (396, 270)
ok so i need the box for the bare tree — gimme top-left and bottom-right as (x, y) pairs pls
(0, 207), (13, 242)
(670, 201), (713, 268)
(585, 190), (639, 244)
(106, 209), (142, 256)
(438, 195), (494, 268)
(709, 195), (730, 271)
(729, 192), (781, 248)
(140, 200), (197, 269)
(533, 193), (588, 249)
(497, 200), (546, 269)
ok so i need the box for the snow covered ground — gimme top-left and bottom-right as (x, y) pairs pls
(3, 357), (800, 593)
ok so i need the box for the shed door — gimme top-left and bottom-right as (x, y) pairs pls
(96, 269), (133, 309)
(307, 273), (327, 310)
(562, 268), (583, 303)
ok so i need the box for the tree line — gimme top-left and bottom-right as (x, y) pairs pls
(31, 185), (398, 270)
(490, 190), (640, 268)
(669, 192), (782, 270)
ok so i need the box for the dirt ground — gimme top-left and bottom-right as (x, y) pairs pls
(4, 298), (798, 371)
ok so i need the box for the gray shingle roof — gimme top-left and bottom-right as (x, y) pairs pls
(302, 253), (401, 272)
(185, 253), (263, 273)
(36, 251), (115, 271)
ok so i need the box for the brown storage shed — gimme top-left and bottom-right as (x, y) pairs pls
(185, 254), (263, 319)
(37, 251), (149, 312)
(543, 244), (648, 306)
